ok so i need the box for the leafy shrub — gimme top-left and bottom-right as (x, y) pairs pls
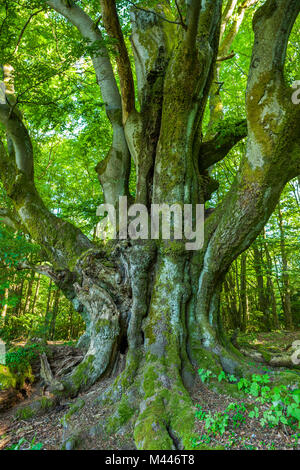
(5, 344), (41, 375)
(195, 402), (247, 436)
(6, 436), (43, 450)
(197, 368), (300, 430)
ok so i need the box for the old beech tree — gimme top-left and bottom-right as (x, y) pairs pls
(0, 0), (300, 449)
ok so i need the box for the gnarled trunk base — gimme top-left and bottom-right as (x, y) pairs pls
(49, 245), (299, 450)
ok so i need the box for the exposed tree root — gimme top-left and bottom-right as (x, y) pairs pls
(46, 339), (299, 451)
(61, 358), (199, 450)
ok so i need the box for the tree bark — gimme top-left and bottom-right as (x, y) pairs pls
(30, 273), (40, 316)
(252, 242), (269, 329)
(263, 230), (279, 329)
(239, 253), (248, 332)
(278, 201), (293, 329)
(49, 289), (60, 341)
(23, 271), (35, 315)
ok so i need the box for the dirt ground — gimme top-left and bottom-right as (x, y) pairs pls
(0, 378), (136, 450)
(0, 331), (299, 451)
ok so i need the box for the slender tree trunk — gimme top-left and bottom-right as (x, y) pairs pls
(49, 289), (60, 340)
(263, 229), (279, 329)
(30, 274), (40, 316)
(252, 242), (270, 330)
(16, 279), (24, 317)
(1, 287), (9, 320)
(44, 279), (53, 338)
(23, 271), (35, 315)
(278, 202), (293, 330)
(68, 303), (73, 340)
(239, 253), (248, 332)
(224, 270), (240, 329)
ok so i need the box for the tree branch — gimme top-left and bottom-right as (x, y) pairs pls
(46, 0), (131, 207)
(0, 104), (34, 178)
(0, 206), (21, 231)
(206, 0), (257, 136)
(0, 1), (9, 37)
(175, 0), (187, 30)
(219, 0), (257, 57)
(17, 262), (76, 299)
(0, 114), (93, 270)
(246, 0), (300, 171)
(217, 51), (235, 62)
(185, 0), (202, 50)
(14, 9), (44, 55)
(127, 0), (186, 29)
(100, 0), (135, 122)
(198, 120), (247, 171)
(197, 0), (223, 44)
(46, 0), (122, 124)
(221, 0), (238, 27)
(249, 0), (299, 82)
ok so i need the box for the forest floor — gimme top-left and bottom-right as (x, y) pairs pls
(237, 330), (300, 354)
(0, 331), (299, 451)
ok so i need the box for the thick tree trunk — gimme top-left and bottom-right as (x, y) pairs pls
(54, 241), (252, 449)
